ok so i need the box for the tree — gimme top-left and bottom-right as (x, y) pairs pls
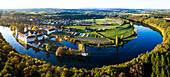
(78, 44), (85, 51)
(155, 62), (160, 77)
(130, 22), (133, 26)
(167, 57), (169, 66)
(31, 26), (37, 30)
(167, 69), (169, 77)
(161, 54), (165, 67)
(84, 27), (88, 30)
(161, 68), (165, 77)
(118, 72), (126, 77)
(3, 73), (12, 77)
(151, 73), (155, 77)
(61, 26), (64, 29)
(116, 36), (119, 46)
(42, 37), (45, 42)
(145, 56), (149, 63)
(155, 53), (161, 66)
(35, 35), (38, 41)
(13, 30), (16, 35)
(56, 47), (63, 56)
(46, 71), (51, 77)
(46, 44), (51, 51)
(151, 53), (155, 64)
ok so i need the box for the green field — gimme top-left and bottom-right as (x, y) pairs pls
(65, 25), (118, 32)
(81, 19), (93, 21)
(65, 18), (135, 44)
(98, 24), (134, 39)
(65, 25), (95, 32)
(94, 25), (117, 29)
(96, 22), (103, 24)
(108, 22), (118, 25)
(95, 19), (106, 21)
(126, 13), (151, 16)
(79, 18), (119, 25)
(65, 24), (134, 40)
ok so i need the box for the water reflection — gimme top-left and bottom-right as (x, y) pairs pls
(17, 39), (41, 52)
(121, 44), (124, 48)
(55, 56), (88, 65)
(46, 52), (50, 58)
(116, 47), (118, 55)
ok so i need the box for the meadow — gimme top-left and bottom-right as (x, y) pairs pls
(98, 24), (134, 39)
(79, 18), (119, 25)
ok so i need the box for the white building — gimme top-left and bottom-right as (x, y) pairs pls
(46, 28), (56, 34)
(16, 29), (46, 43)
(81, 53), (88, 56)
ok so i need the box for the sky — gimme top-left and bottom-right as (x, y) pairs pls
(0, 0), (169, 9)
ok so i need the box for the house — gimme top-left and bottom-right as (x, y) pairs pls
(81, 52), (88, 56)
(55, 28), (62, 32)
(84, 29), (96, 32)
(46, 28), (56, 34)
(79, 46), (88, 56)
(66, 28), (77, 32)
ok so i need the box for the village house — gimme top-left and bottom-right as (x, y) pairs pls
(66, 28), (77, 32)
(79, 21), (93, 25)
(46, 28), (56, 34)
(84, 28), (96, 32)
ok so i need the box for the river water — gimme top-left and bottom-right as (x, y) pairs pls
(0, 24), (163, 69)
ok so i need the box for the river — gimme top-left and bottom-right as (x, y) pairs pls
(0, 24), (163, 69)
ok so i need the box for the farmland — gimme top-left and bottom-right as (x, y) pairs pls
(79, 18), (119, 25)
(64, 18), (136, 46)
(98, 24), (134, 39)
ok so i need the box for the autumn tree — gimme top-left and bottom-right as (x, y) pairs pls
(46, 44), (51, 51)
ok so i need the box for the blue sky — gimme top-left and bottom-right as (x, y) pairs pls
(0, 0), (169, 9)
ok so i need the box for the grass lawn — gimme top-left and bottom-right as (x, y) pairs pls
(98, 24), (134, 39)
(94, 25), (117, 29)
(81, 19), (93, 21)
(65, 25), (118, 32)
(65, 25), (95, 32)
(84, 32), (97, 34)
(96, 22), (103, 25)
(108, 22), (118, 25)
(80, 18), (120, 25)
(65, 19), (135, 44)
(65, 24), (134, 40)
(95, 19), (106, 21)
(126, 13), (151, 16)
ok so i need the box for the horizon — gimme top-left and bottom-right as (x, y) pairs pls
(0, 0), (170, 9)
(0, 7), (170, 10)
